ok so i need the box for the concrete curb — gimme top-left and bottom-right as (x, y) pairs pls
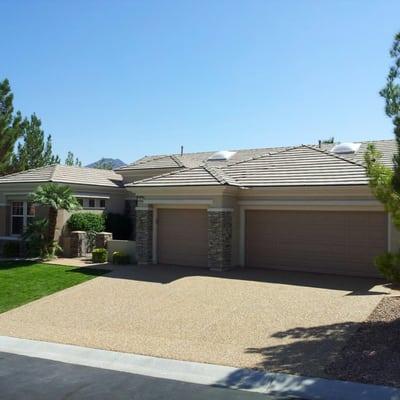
(0, 336), (399, 400)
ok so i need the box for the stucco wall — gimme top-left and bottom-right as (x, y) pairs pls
(128, 185), (390, 269)
(107, 240), (136, 263)
(0, 182), (130, 242)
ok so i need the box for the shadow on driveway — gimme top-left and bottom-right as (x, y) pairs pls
(101, 263), (387, 296)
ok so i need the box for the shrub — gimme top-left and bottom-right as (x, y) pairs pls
(68, 212), (105, 233)
(22, 218), (49, 258)
(375, 252), (400, 284)
(112, 251), (131, 265)
(3, 241), (20, 258)
(105, 213), (133, 240)
(92, 248), (108, 263)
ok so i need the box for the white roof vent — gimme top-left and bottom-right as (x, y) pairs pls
(330, 142), (361, 154)
(207, 150), (236, 161)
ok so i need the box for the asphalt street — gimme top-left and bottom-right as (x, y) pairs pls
(0, 352), (302, 399)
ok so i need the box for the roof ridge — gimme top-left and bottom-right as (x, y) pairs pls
(302, 144), (366, 169)
(205, 165), (246, 187)
(49, 164), (59, 181)
(203, 165), (228, 185)
(170, 154), (184, 168)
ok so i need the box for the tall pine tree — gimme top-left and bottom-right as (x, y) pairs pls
(0, 79), (25, 175)
(12, 114), (60, 172)
(380, 31), (400, 191)
(65, 151), (82, 167)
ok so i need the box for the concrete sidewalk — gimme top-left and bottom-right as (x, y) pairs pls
(0, 336), (399, 400)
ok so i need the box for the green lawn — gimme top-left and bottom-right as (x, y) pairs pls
(0, 261), (109, 314)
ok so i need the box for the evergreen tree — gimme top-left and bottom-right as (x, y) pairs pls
(0, 79), (25, 175)
(12, 114), (60, 171)
(364, 31), (400, 282)
(322, 137), (335, 144)
(65, 151), (82, 167)
(380, 31), (400, 191)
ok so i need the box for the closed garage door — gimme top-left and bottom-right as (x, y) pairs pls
(245, 210), (387, 277)
(157, 209), (208, 267)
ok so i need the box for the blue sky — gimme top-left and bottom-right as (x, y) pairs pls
(1, 1), (399, 165)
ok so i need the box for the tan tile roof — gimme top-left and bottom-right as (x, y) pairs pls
(0, 165), (123, 187)
(130, 145), (370, 188)
(127, 166), (225, 187)
(118, 155), (183, 170)
(119, 139), (395, 170)
(223, 146), (368, 187)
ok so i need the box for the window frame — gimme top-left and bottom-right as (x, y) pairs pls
(10, 201), (35, 236)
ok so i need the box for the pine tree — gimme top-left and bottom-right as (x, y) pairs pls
(65, 151), (82, 167)
(0, 79), (25, 175)
(12, 114), (60, 171)
(380, 31), (400, 191)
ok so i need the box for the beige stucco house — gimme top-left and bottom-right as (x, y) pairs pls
(0, 165), (129, 248)
(0, 139), (398, 277)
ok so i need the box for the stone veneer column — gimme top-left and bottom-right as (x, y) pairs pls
(136, 207), (153, 265)
(208, 208), (233, 271)
(70, 231), (88, 257)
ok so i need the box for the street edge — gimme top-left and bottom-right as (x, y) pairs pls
(0, 336), (399, 400)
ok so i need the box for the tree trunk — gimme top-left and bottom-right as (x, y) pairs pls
(48, 207), (58, 246)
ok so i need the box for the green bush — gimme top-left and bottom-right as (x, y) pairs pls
(112, 251), (131, 265)
(375, 252), (400, 284)
(105, 213), (133, 240)
(3, 241), (20, 258)
(92, 248), (108, 263)
(68, 212), (105, 233)
(22, 218), (49, 258)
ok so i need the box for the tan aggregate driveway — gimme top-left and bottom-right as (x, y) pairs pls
(0, 263), (391, 378)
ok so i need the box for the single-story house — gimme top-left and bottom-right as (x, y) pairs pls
(0, 165), (130, 247)
(0, 139), (398, 277)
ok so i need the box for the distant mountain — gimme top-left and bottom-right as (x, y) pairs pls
(86, 158), (126, 170)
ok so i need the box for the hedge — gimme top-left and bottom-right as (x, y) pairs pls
(68, 212), (105, 233)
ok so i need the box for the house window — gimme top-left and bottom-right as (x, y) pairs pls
(99, 199), (106, 208)
(77, 198), (84, 207)
(88, 199), (96, 208)
(11, 201), (35, 235)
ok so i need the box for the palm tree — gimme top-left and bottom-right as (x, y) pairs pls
(29, 183), (81, 253)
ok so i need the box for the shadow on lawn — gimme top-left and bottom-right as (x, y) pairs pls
(0, 259), (38, 270)
(0, 260), (110, 278)
(105, 263), (388, 295)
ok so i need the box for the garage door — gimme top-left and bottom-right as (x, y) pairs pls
(157, 209), (208, 267)
(245, 210), (387, 277)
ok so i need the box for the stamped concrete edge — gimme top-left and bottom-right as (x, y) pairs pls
(0, 335), (399, 400)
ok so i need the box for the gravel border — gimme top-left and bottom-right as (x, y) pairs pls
(326, 296), (400, 388)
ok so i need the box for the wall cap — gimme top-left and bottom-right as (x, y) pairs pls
(208, 208), (234, 212)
